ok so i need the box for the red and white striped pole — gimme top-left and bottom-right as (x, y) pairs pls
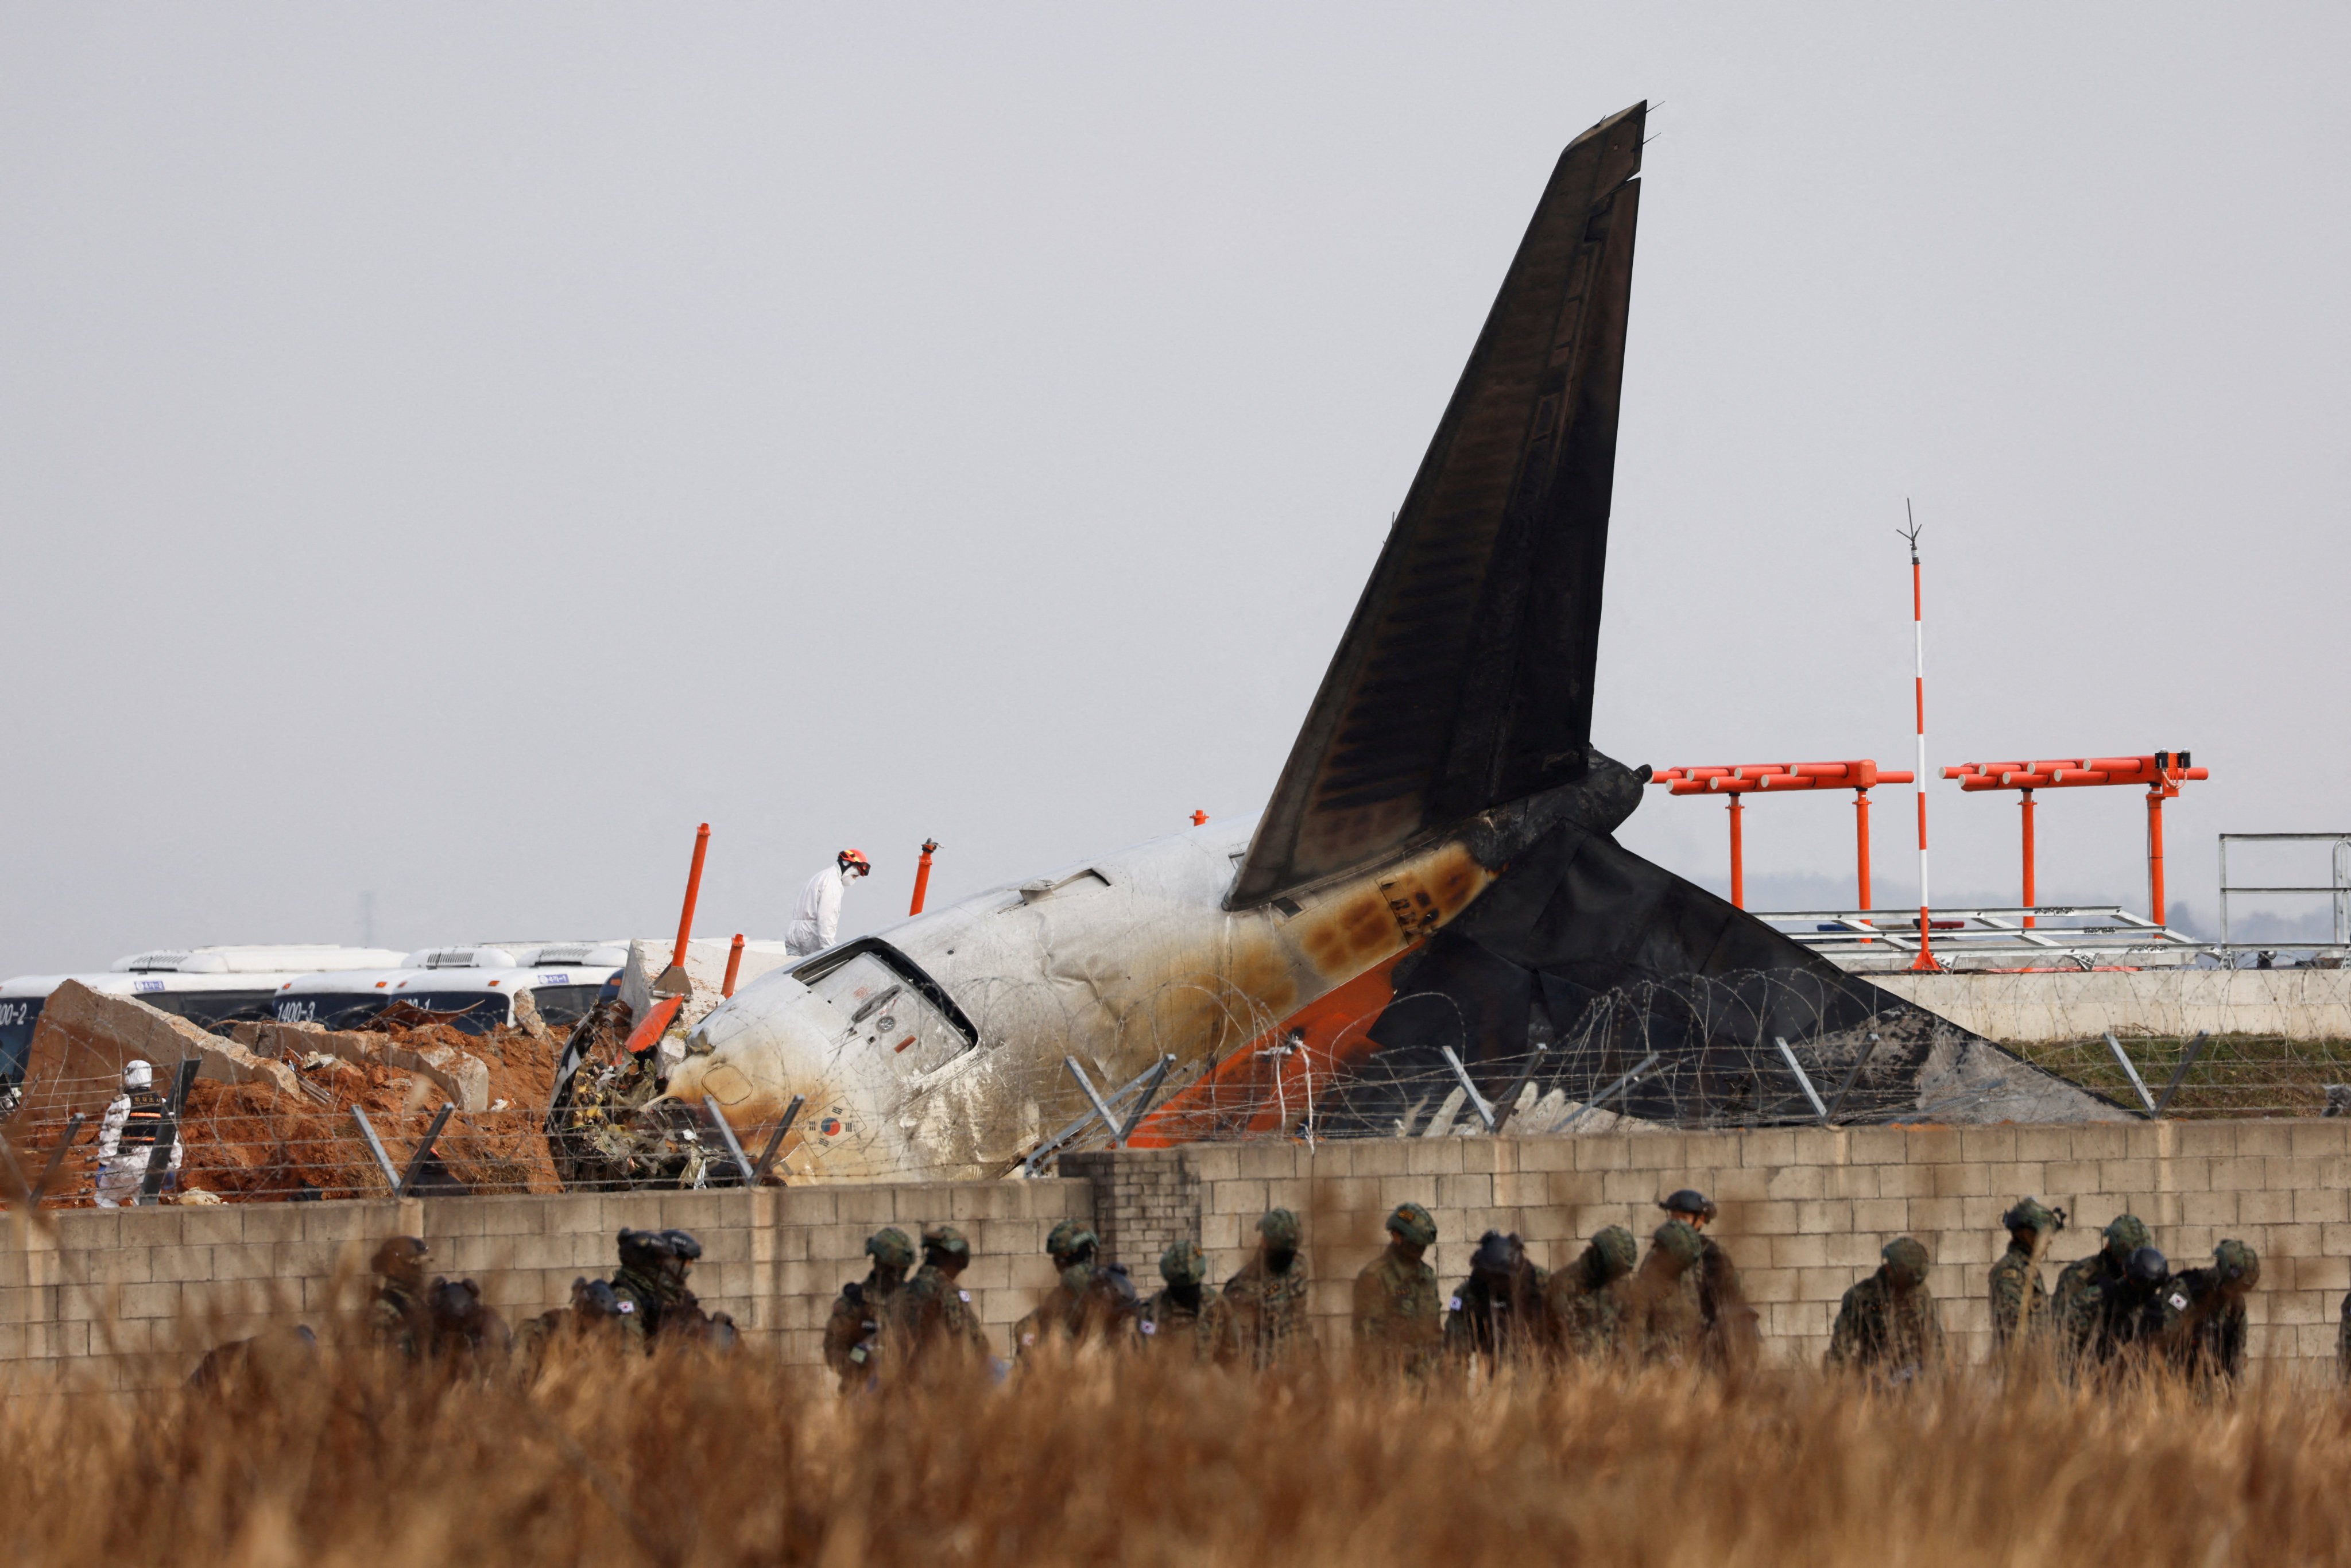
(1903, 504), (1941, 972)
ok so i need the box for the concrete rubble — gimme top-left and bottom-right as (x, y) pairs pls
(9, 979), (299, 1125)
(230, 1021), (491, 1113)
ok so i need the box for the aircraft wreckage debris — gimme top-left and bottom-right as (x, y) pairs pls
(1, 107), (2131, 1202)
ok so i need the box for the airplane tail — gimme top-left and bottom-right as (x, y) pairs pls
(1232, 103), (1645, 909)
(1218, 104), (2120, 1128)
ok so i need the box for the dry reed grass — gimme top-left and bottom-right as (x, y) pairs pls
(4, 1333), (2347, 1568)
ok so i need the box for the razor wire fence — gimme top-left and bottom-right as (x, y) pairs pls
(7, 966), (2351, 1205)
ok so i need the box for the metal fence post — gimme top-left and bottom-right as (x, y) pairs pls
(750, 1095), (806, 1186)
(1775, 1037), (1829, 1120)
(351, 1106), (401, 1190)
(1566, 1051), (1661, 1131)
(2152, 1030), (2211, 1118)
(2104, 1031), (2159, 1117)
(135, 1059), (204, 1206)
(1822, 1033), (1883, 1125)
(1438, 1046), (1498, 1132)
(395, 1105), (456, 1198)
(700, 1096), (757, 1185)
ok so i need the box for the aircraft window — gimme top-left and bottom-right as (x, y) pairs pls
(796, 948), (971, 1077)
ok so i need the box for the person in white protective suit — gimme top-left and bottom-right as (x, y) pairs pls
(94, 1058), (180, 1208)
(786, 849), (870, 957)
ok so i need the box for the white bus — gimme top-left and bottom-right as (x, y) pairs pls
(0, 946), (409, 1086)
(269, 944), (625, 1035)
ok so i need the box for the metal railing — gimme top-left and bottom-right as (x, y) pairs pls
(1760, 906), (2203, 966)
(2218, 833), (2351, 952)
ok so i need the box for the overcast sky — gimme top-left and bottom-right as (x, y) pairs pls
(2, 5), (2345, 975)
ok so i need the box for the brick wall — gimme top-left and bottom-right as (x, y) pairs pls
(1092, 1122), (2349, 1376)
(1, 1180), (1091, 1388)
(1060, 1149), (1199, 1282)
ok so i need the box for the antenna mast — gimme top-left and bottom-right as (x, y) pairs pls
(1901, 502), (1941, 972)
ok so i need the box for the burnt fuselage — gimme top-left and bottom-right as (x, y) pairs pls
(660, 817), (1488, 1182)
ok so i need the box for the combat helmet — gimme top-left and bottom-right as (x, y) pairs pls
(1160, 1238), (1207, 1287)
(1045, 1219), (1098, 1267)
(1385, 1202), (1437, 1249)
(1469, 1231), (1522, 1277)
(570, 1276), (623, 1322)
(616, 1228), (676, 1274)
(371, 1235), (431, 1287)
(1258, 1209), (1302, 1246)
(1881, 1237), (1929, 1289)
(2102, 1213), (2151, 1263)
(1659, 1189), (1718, 1224)
(2001, 1198), (2065, 1237)
(1591, 1225), (1638, 1280)
(865, 1227), (916, 1271)
(921, 1223), (971, 1263)
(2213, 1239), (2260, 1289)
(1651, 1218), (1703, 1267)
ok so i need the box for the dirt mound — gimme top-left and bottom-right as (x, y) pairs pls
(13, 1020), (571, 1205)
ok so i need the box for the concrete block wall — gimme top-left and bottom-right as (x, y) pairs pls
(1117, 1122), (2351, 1375)
(11, 1120), (2351, 1384)
(2, 1179), (1091, 1388)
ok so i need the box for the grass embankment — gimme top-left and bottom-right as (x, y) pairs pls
(2005, 1033), (2351, 1118)
(4, 1345), (2345, 1566)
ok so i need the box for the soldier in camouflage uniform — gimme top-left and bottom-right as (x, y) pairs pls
(1658, 1188), (1758, 1370)
(2082, 1245), (2180, 1375)
(516, 1276), (626, 1366)
(1545, 1225), (1639, 1360)
(822, 1227), (914, 1388)
(2053, 1213), (2151, 1361)
(1078, 1260), (1145, 1347)
(1826, 1237), (1946, 1380)
(1989, 1198), (2064, 1354)
(610, 1228), (724, 1349)
(2166, 1239), (2258, 1387)
(1221, 1209), (1313, 1370)
(1351, 1202), (1442, 1377)
(1142, 1240), (1230, 1361)
(1013, 1221), (1099, 1358)
(1632, 1219), (1707, 1365)
(1445, 1231), (1550, 1366)
(889, 1223), (991, 1373)
(369, 1236), (434, 1359)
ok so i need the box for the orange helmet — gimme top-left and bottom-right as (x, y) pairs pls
(839, 849), (871, 874)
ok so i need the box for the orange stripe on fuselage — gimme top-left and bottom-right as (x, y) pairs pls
(1126, 948), (1411, 1147)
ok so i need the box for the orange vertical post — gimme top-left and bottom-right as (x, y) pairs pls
(721, 934), (745, 998)
(2147, 789), (2167, 927)
(2020, 789), (2036, 928)
(671, 823), (710, 970)
(1727, 793), (1745, 910)
(908, 839), (938, 916)
(1854, 787), (1873, 915)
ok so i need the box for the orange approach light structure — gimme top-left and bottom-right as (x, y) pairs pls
(1650, 761), (1914, 912)
(1942, 753), (2207, 928)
